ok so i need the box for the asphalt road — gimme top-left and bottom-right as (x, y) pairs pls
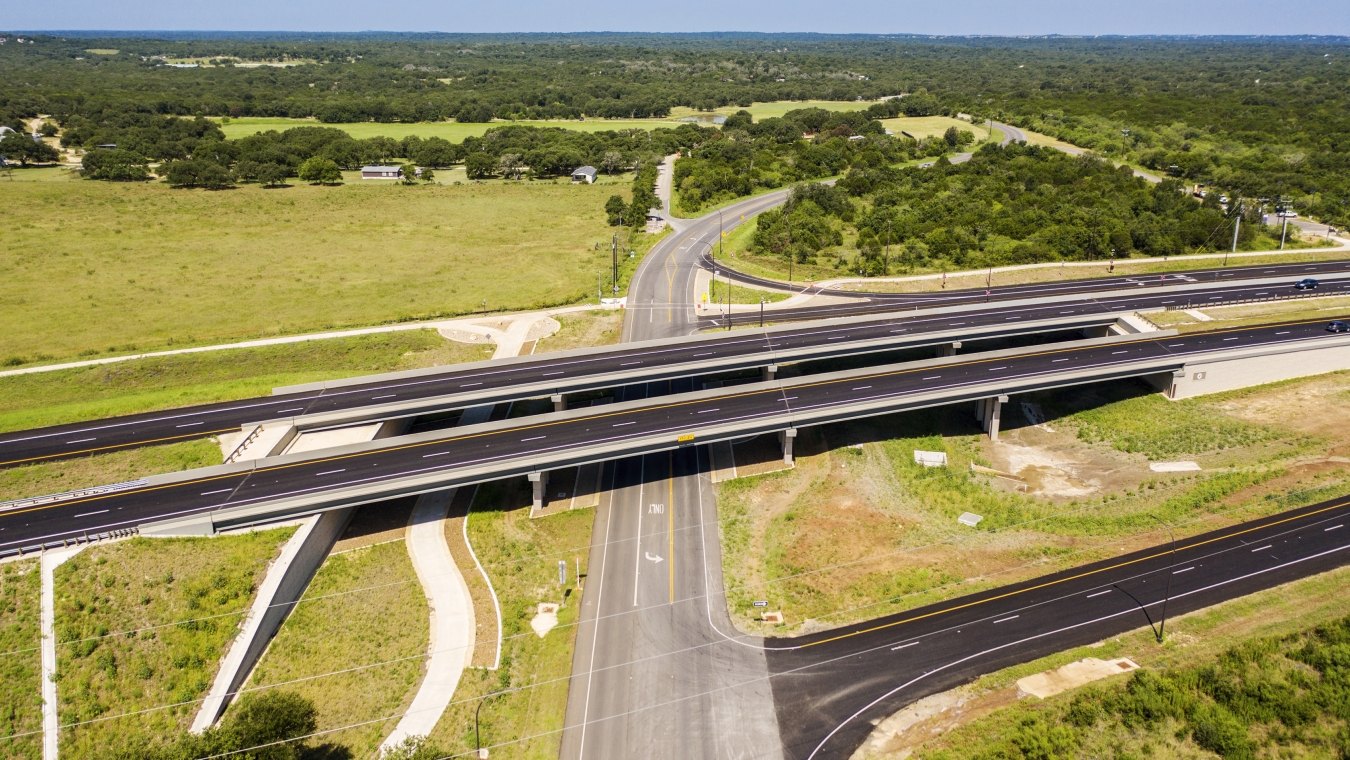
(767, 495), (1350, 758)
(7, 260), (1348, 470)
(3, 319), (1341, 551)
(706, 262), (1350, 327)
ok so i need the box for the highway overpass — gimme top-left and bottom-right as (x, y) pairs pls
(3, 318), (1346, 558)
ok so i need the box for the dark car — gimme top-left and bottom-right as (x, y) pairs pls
(1295, 278), (1319, 290)
(1328, 320), (1349, 333)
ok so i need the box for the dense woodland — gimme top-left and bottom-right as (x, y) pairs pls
(750, 144), (1268, 274)
(1, 32), (1346, 225)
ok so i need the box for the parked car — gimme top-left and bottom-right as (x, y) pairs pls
(1327, 320), (1349, 333)
(1295, 278), (1319, 290)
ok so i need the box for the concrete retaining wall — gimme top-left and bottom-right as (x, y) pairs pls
(1169, 342), (1350, 399)
(189, 507), (355, 732)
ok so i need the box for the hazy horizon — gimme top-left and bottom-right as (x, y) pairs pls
(5, 0), (1349, 37)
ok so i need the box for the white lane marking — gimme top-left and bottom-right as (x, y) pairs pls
(1276, 331), (1291, 335)
(1111, 350), (1127, 355)
(828, 336), (846, 341)
(780, 396), (798, 401)
(890, 329), (907, 334)
(922, 375), (942, 380)
(620, 361), (642, 366)
(1325, 524), (1343, 532)
(421, 451), (448, 458)
(988, 366), (1007, 371)
(1052, 358), (1069, 362)
(1086, 589), (1112, 598)
(175, 422), (203, 428)
(692, 352), (714, 357)
(1005, 316), (1020, 320)
(276, 407), (305, 414)
(804, 543), (1350, 760)
(612, 421), (636, 427)
(372, 394), (397, 400)
(65, 438), (97, 444)
(633, 457), (647, 608)
(1173, 566), (1195, 575)
(993, 615), (1019, 624)
(73, 509), (109, 518)
(521, 436), (546, 442)
(1251, 545), (1272, 552)
(314, 469), (346, 477)
(696, 408), (720, 414)
(543, 371), (565, 378)
(1161, 300), (1175, 304)
(890, 641), (920, 651)
(200, 488), (233, 496)
(1223, 337), (1238, 341)
(852, 386), (872, 391)
(1167, 343), (1185, 347)
(460, 382), (482, 388)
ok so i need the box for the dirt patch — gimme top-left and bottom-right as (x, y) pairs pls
(1212, 371), (1350, 440)
(853, 685), (1022, 760)
(983, 422), (1149, 498)
(1016, 657), (1139, 698)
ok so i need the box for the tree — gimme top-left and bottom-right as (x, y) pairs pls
(0, 132), (60, 165)
(497, 153), (525, 180)
(297, 156), (342, 185)
(600, 150), (627, 174)
(379, 736), (447, 760)
(81, 148), (150, 181)
(401, 163), (418, 185)
(419, 167), (435, 183)
(605, 194), (627, 226)
(161, 158), (235, 189)
(942, 126), (961, 148)
(465, 152), (495, 179)
(257, 163), (290, 188)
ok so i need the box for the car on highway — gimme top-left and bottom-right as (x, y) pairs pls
(1328, 320), (1349, 333)
(1295, 278), (1319, 290)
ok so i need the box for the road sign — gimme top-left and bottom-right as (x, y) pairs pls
(558, 560), (566, 585)
(752, 600), (768, 607)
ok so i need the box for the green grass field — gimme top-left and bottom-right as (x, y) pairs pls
(54, 530), (294, 759)
(669, 99), (878, 122)
(0, 177), (624, 365)
(214, 116), (687, 141)
(0, 330), (491, 434)
(242, 540), (427, 756)
(0, 560), (42, 760)
(879, 115), (994, 142)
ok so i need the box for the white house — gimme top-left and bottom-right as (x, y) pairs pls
(570, 165), (598, 184)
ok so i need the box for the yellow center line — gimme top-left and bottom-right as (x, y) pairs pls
(0, 427), (240, 467)
(6, 317), (1328, 520)
(799, 497), (1350, 649)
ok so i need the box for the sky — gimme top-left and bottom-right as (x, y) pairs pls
(6, 0), (1350, 36)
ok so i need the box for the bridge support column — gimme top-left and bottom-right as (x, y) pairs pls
(974, 397), (986, 424)
(762, 364), (778, 382)
(551, 394), (567, 413)
(985, 395), (1009, 441)
(779, 427), (798, 465)
(528, 471), (549, 511)
(939, 341), (962, 358)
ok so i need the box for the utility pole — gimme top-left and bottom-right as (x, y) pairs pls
(726, 270), (732, 331)
(718, 209), (724, 259)
(759, 297), (765, 327)
(1280, 216), (1290, 250)
(611, 234), (619, 295)
(1149, 515), (1176, 643)
(885, 218), (892, 276)
(1229, 204), (1240, 262)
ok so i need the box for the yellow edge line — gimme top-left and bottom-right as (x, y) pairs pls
(798, 497), (1350, 649)
(5, 317), (1329, 521)
(0, 427), (239, 467)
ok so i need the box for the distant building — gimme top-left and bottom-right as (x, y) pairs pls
(645, 209), (666, 234)
(570, 165), (597, 184)
(361, 165), (402, 180)
(0, 126), (14, 138)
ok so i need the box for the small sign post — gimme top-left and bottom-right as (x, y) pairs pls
(558, 560), (567, 586)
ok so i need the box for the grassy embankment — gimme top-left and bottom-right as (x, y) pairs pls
(427, 479), (596, 758)
(0, 331), (492, 502)
(240, 540), (427, 756)
(0, 560), (42, 760)
(1150, 293), (1350, 332)
(53, 531), (294, 759)
(889, 567), (1350, 759)
(718, 367), (1350, 635)
(0, 176), (629, 366)
(707, 277), (794, 306)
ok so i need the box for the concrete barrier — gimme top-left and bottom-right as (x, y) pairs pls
(189, 507), (355, 732)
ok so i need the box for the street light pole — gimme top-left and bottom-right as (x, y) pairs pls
(759, 296), (765, 327)
(1149, 514), (1176, 643)
(475, 691), (502, 759)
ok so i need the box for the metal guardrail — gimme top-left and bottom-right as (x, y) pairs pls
(0, 479), (149, 513)
(12, 526), (140, 557)
(224, 425), (262, 464)
(1162, 291), (1327, 311)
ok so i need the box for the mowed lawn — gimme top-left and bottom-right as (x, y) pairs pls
(0, 179), (619, 363)
(879, 115), (995, 141)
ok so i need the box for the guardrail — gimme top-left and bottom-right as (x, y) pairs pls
(223, 425), (262, 464)
(0, 479), (149, 513)
(1161, 290), (1327, 311)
